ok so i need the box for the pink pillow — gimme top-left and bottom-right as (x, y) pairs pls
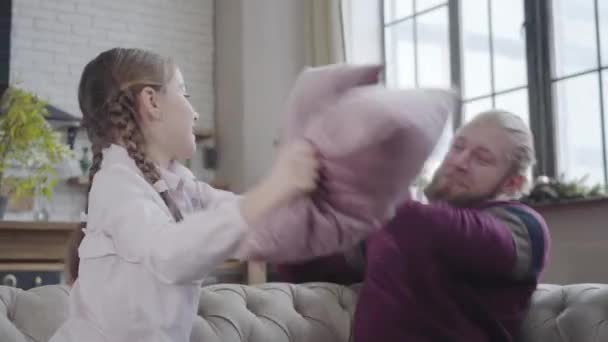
(280, 63), (383, 140)
(244, 64), (456, 263)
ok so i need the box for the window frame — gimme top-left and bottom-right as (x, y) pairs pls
(0, 0), (10, 97)
(543, 0), (608, 185)
(382, 0), (608, 186)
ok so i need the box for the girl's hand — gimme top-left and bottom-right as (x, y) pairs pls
(266, 140), (320, 202)
(240, 140), (320, 225)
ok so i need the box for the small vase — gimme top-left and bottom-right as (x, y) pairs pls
(0, 195), (8, 219)
(79, 147), (91, 176)
(32, 184), (50, 221)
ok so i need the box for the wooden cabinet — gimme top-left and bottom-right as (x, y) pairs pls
(0, 220), (75, 264)
(0, 220), (74, 289)
(0, 220), (265, 289)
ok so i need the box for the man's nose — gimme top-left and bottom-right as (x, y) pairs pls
(452, 150), (471, 171)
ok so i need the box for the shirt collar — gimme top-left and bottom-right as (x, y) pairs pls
(102, 144), (195, 193)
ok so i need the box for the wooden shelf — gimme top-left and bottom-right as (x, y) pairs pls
(530, 196), (608, 210)
(0, 262), (64, 272)
(194, 128), (214, 142)
(0, 220), (79, 232)
(216, 259), (244, 271)
(0, 220), (76, 263)
(209, 179), (230, 191)
(67, 176), (89, 188)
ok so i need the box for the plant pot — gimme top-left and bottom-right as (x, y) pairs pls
(0, 195), (8, 219)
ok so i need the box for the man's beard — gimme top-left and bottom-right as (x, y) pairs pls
(423, 173), (506, 208)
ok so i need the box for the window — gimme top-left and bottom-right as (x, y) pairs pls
(551, 0), (608, 187)
(382, 0), (608, 189)
(0, 0), (10, 96)
(461, 0), (529, 125)
(383, 0), (452, 181)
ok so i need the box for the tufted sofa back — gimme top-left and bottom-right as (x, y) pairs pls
(520, 284), (608, 342)
(190, 283), (358, 342)
(1, 283), (607, 342)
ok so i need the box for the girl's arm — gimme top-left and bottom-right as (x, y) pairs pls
(86, 141), (318, 285)
(88, 164), (248, 285)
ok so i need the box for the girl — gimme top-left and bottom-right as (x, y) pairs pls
(50, 47), (319, 342)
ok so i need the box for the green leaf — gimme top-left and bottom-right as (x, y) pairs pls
(0, 86), (72, 199)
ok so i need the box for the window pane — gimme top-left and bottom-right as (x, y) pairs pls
(555, 73), (605, 187)
(416, 0), (447, 12)
(384, 0), (413, 23)
(417, 8), (450, 88)
(600, 0), (608, 67)
(385, 20), (416, 88)
(552, 0), (598, 78)
(492, 0), (527, 91)
(494, 89), (530, 126)
(461, 0), (492, 99)
(463, 97), (493, 123)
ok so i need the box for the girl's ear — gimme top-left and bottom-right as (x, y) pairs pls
(136, 86), (162, 122)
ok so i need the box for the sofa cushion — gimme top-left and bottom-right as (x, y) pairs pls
(0, 285), (69, 342)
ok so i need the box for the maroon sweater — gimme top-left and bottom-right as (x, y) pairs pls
(276, 200), (550, 341)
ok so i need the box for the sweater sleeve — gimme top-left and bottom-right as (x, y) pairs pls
(86, 165), (249, 285)
(393, 201), (549, 280)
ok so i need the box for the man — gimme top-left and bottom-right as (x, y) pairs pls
(277, 110), (550, 341)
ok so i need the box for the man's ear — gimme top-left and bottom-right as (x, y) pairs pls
(136, 86), (162, 122)
(502, 174), (526, 196)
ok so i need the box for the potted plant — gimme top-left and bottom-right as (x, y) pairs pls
(0, 86), (72, 218)
(522, 174), (606, 205)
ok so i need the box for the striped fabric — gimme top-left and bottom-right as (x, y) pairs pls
(486, 204), (549, 280)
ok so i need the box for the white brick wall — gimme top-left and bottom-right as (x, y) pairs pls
(10, 0), (214, 129)
(6, 0), (215, 221)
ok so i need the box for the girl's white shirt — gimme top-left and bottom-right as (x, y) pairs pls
(49, 144), (250, 342)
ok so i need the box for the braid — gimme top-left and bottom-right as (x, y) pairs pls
(70, 48), (181, 284)
(65, 141), (104, 285)
(109, 90), (184, 222)
(88, 143), (104, 188)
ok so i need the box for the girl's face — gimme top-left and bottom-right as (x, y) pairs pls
(138, 67), (200, 164)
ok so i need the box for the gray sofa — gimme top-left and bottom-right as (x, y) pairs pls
(1, 282), (607, 341)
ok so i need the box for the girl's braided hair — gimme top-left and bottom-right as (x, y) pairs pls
(65, 48), (184, 284)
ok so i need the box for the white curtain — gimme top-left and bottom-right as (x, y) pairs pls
(341, 0), (383, 64)
(302, 0), (384, 66)
(303, 0), (346, 66)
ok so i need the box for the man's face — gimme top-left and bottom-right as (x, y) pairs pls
(425, 120), (521, 206)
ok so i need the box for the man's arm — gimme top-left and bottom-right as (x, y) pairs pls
(390, 201), (549, 281)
